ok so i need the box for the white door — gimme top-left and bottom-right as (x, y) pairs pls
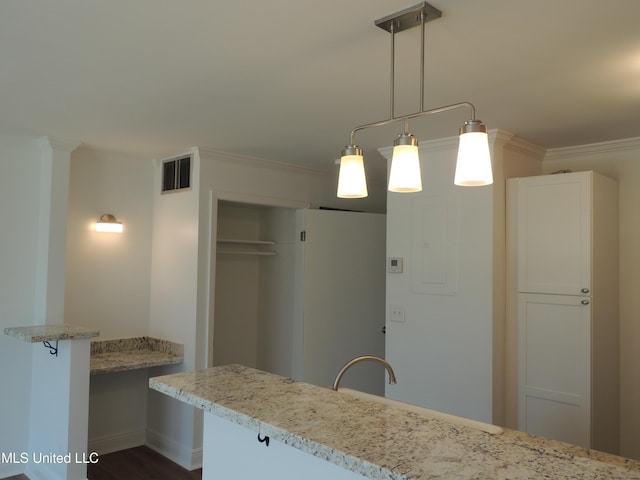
(292, 209), (386, 395)
(513, 172), (591, 296)
(517, 293), (591, 448)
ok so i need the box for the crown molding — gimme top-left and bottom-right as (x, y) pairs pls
(378, 129), (545, 159)
(37, 136), (82, 155)
(492, 130), (546, 158)
(544, 136), (640, 160)
(196, 146), (332, 178)
(0, 132), (41, 151)
(73, 143), (153, 161)
(378, 135), (459, 160)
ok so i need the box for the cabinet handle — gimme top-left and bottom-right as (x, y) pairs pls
(257, 434), (270, 447)
(581, 288), (590, 294)
(581, 299), (590, 305)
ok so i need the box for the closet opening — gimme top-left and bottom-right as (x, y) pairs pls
(211, 200), (387, 395)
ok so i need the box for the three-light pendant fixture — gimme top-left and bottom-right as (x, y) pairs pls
(337, 2), (493, 198)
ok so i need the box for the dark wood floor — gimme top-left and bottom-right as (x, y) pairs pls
(3, 446), (201, 480)
(87, 446), (202, 480)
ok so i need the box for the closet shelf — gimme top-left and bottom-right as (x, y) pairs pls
(217, 239), (276, 245)
(216, 238), (277, 256)
(216, 250), (277, 256)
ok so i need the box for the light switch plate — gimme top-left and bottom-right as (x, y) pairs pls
(389, 304), (405, 323)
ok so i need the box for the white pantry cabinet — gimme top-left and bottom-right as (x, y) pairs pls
(507, 171), (619, 454)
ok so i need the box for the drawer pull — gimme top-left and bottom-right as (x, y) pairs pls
(258, 434), (270, 447)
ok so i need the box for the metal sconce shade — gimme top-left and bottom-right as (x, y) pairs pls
(96, 214), (123, 233)
(389, 133), (422, 192)
(454, 120), (493, 186)
(337, 146), (368, 198)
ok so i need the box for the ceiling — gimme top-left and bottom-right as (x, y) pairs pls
(1, 0), (639, 182)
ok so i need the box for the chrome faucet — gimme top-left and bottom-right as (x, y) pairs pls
(332, 355), (397, 391)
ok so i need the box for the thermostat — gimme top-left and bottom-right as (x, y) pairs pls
(387, 257), (403, 273)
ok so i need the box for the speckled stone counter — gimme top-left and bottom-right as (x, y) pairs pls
(4, 323), (99, 342)
(90, 336), (183, 375)
(150, 364), (640, 480)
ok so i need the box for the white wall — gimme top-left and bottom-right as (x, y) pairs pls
(146, 149), (203, 469)
(65, 146), (154, 338)
(64, 146), (155, 454)
(0, 135), (42, 478)
(257, 207), (298, 378)
(384, 138), (495, 423)
(212, 202), (262, 368)
(542, 137), (640, 460)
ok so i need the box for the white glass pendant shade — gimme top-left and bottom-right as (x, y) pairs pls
(389, 134), (422, 192)
(337, 152), (368, 198)
(454, 120), (493, 186)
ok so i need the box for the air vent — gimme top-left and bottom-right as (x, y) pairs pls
(162, 155), (191, 193)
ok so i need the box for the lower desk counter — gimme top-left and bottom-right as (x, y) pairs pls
(90, 337), (183, 374)
(149, 364), (640, 480)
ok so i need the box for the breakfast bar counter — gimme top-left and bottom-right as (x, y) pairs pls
(149, 364), (640, 480)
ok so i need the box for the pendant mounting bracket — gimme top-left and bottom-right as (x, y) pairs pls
(374, 1), (442, 33)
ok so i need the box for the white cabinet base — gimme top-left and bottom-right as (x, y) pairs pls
(203, 413), (367, 480)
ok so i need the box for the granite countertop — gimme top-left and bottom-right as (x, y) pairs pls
(91, 337), (183, 375)
(149, 364), (640, 480)
(4, 324), (100, 342)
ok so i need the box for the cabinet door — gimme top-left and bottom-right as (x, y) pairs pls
(514, 172), (591, 295)
(203, 413), (368, 480)
(517, 293), (591, 448)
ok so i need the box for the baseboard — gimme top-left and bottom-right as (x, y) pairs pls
(88, 429), (145, 455)
(145, 428), (202, 471)
(23, 466), (65, 480)
(0, 465), (26, 479)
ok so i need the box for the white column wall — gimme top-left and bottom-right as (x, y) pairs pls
(383, 138), (495, 423)
(0, 135), (43, 478)
(0, 135), (81, 479)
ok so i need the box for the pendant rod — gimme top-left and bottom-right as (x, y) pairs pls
(349, 101), (477, 145)
(420, 10), (425, 113)
(390, 22), (395, 120)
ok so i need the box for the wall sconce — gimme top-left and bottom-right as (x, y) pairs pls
(95, 214), (123, 233)
(337, 2), (493, 198)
